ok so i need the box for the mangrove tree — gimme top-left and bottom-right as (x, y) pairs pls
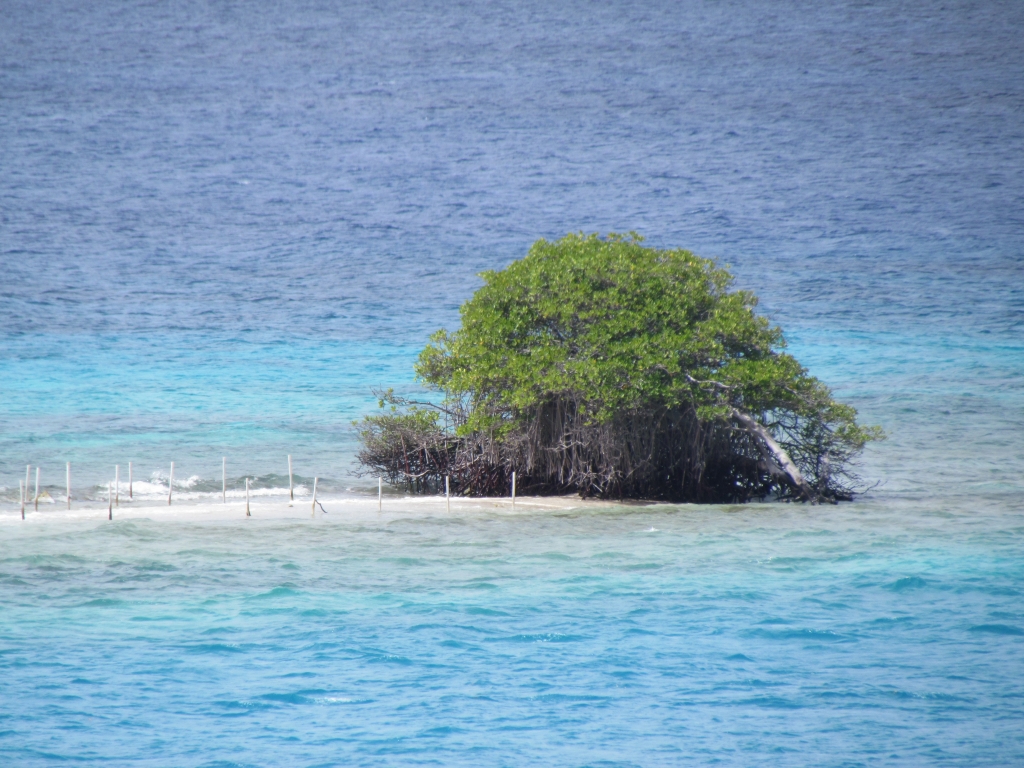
(357, 233), (881, 503)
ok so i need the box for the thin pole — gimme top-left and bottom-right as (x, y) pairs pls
(288, 455), (294, 501)
(245, 477), (251, 517)
(311, 476), (318, 517)
(66, 462), (71, 509)
(445, 475), (450, 514)
(222, 457), (226, 503)
(168, 461), (174, 505)
(108, 482), (112, 520)
(34, 467), (40, 511)
(20, 480), (25, 520)
(128, 461), (133, 499)
(25, 465), (31, 507)
(511, 471), (516, 508)
(115, 465), (120, 506)
(378, 476), (382, 512)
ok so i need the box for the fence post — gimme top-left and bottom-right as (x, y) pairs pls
(168, 462), (174, 505)
(378, 476), (382, 513)
(512, 471), (516, 508)
(446, 475), (450, 513)
(246, 477), (251, 517)
(108, 482), (112, 520)
(311, 477), (318, 517)
(34, 467), (40, 511)
(288, 455), (294, 501)
(20, 480), (25, 520)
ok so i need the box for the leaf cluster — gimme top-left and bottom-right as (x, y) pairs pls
(418, 232), (874, 446)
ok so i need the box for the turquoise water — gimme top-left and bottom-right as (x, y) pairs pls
(3, 503), (1024, 765)
(2, 0), (1023, 763)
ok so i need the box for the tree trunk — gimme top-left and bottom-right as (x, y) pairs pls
(730, 409), (815, 501)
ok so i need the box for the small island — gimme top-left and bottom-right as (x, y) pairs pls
(358, 233), (881, 503)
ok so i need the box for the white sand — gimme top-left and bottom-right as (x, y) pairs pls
(2, 492), (630, 524)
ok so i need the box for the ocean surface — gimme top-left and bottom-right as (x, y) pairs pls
(2, 0), (1023, 764)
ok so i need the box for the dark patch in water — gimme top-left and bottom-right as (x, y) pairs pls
(418, 725), (465, 736)
(186, 643), (245, 654)
(379, 557), (426, 566)
(78, 598), (124, 608)
(741, 696), (804, 709)
(202, 626), (243, 636)
(489, 633), (585, 643)
(887, 576), (928, 591)
(249, 586), (300, 600)
(465, 606), (509, 616)
(969, 624), (1024, 636)
(746, 628), (849, 642)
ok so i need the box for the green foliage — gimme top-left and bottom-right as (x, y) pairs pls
(355, 390), (452, 490)
(417, 232), (877, 451)
(360, 232), (881, 502)
(356, 389), (441, 452)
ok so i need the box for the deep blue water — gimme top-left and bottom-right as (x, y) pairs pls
(2, 0), (1023, 763)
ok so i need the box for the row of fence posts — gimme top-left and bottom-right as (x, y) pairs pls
(14, 455), (303, 519)
(17, 461), (135, 518)
(14, 457), (258, 514)
(14, 462), (521, 519)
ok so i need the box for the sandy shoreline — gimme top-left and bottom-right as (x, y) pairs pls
(0, 493), (632, 524)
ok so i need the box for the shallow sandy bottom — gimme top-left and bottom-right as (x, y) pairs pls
(1, 493), (634, 525)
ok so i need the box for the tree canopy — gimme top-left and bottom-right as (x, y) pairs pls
(358, 233), (881, 502)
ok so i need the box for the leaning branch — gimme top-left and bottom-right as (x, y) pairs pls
(371, 387), (462, 419)
(730, 408), (815, 501)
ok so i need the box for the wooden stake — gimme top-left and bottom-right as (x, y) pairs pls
(115, 465), (120, 506)
(446, 475), (450, 513)
(128, 461), (133, 499)
(34, 467), (40, 511)
(311, 476), (318, 517)
(246, 477), (251, 517)
(378, 476), (382, 512)
(20, 480), (25, 520)
(25, 466), (31, 508)
(66, 462), (71, 509)
(222, 457), (226, 503)
(108, 482), (112, 520)
(512, 471), (516, 508)
(288, 455), (294, 501)
(168, 461), (174, 505)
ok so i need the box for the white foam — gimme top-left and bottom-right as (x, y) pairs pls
(1, 493), (601, 524)
(92, 473), (312, 503)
